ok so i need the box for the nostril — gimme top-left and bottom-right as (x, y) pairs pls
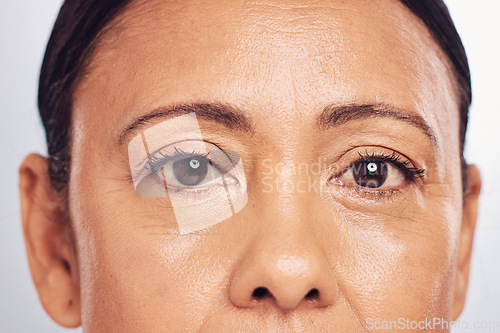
(252, 287), (271, 299)
(305, 288), (319, 299)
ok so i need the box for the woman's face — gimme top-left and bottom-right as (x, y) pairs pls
(21, 0), (481, 331)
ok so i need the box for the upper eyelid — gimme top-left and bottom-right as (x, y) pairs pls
(130, 148), (193, 182)
(331, 145), (421, 169)
(141, 140), (210, 170)
(349, 151), (424, 174)
(355, 150), (409, 164)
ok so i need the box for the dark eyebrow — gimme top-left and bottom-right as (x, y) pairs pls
(118, 102), (254, 145)
(119, 102), (436, 147)
(317, 103), (437, 146)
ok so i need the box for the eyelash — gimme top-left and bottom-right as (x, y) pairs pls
(334, 150), (425, 200)
(355, 150), (425, 179)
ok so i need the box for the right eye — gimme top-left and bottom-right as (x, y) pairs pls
(135, 149), (241, 197)
(163, 154), (227, 187)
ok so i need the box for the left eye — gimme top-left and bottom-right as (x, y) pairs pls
(335, 160), (405, 189)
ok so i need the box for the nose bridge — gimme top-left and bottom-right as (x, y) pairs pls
(228, 159), (338, 312)
(256, 157), (320, 241)
(255, 156), (328, 247)
(259, 157), (320, 213)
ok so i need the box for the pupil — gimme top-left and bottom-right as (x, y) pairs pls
(367, 162), (377, 173)
(190, 159), (200, 169)
(352, 161), (388, 188)
(173, 156), (208, 186)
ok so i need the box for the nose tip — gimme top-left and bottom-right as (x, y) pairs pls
(229, 252), (337, 312)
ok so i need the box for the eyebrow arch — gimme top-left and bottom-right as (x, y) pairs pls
(117, 102), (254, 146)
(317, 103), (437, 146)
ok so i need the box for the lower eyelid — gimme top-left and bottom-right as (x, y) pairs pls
(339, 185), (403, 202)
(327, 167), (408, 199)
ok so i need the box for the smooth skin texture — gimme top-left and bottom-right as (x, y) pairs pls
(20, 0), (481, 331)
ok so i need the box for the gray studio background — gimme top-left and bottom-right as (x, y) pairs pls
(1, 0), (498, 332)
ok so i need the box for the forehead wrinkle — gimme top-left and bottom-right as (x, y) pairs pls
(84, 0), (441, 85)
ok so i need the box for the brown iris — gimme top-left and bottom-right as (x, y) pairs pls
(352, 161), (388, 188)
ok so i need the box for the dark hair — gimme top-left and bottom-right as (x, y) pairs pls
(39, 0), (133, 194)
(39, 0), (471, 195)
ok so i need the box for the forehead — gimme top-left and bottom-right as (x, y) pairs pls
(74, 0), (458, 151)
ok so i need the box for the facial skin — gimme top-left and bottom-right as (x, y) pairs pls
(20, 0), (481, 331)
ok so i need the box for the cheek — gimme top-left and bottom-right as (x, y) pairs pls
(72, 200), (222, 330)
(332, 200), (460, 323)
(69, 156), (225, 331)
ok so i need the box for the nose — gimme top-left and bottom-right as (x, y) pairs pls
(228, 222), (338, 312)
